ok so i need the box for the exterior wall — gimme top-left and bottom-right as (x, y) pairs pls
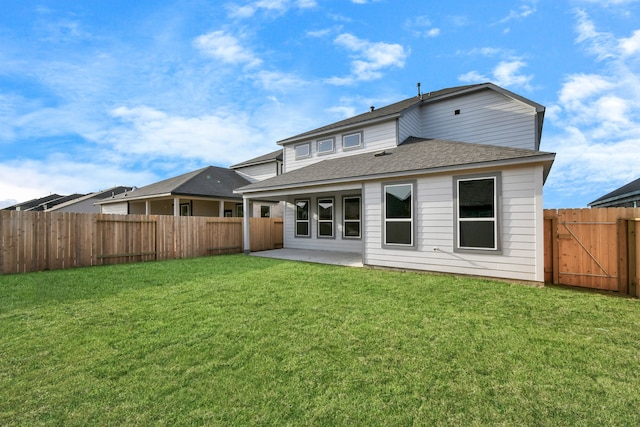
(129, 202), (146, 214)
(363, 165), (545, 282)
(398, 105), (421, 143)
(283, 190), (363, 253)
(420, 90), (537, 150)
(235, 162), (280, 183)
(283, 120), (398, 172)
(193, 200), (219, 216)
(101, 202), (128, 215)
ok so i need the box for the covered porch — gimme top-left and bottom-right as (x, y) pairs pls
(250, 248), (363, 267)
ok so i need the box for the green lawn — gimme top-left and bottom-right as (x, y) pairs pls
(1, 255), (639, 426)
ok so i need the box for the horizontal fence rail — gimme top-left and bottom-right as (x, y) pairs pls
(0, 211), (282, 274)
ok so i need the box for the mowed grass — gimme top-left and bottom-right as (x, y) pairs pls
(1, 255), (639, 426)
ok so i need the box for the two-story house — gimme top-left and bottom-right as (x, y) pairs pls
(236, 82), (555, 283)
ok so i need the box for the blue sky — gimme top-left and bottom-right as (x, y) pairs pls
(1, 0), (639, 209)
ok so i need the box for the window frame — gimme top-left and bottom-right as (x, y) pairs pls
(342, 131), (363, 151)
(317, 197), (335, 239)
(294, 199), (311, 238)
(453, 173), (502, 253)
(382, 181), (416, 249)
(294, 142), (311, 159)
(343, 196), (362, 239)
(316, 137), (335, 155)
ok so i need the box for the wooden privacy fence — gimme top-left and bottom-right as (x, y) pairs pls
(544, 208), (640, 296)
(0, 211), (283, 274)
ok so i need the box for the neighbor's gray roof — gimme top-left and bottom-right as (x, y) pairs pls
(278, 82), (544, 145)
(237, 137), (555, 193)
(99, 166), (250, 203)
(230, 149), (283, 169)
(589, 176), (640, 207)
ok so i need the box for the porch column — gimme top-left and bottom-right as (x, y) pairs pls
(145, 200), (150, 215)
(219, 200), (225, 217)
(243, 197), (251, 254)
(173, 197), (180, 216)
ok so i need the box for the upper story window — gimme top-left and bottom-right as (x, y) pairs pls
(295, 143), (310, 159)
(455, 173), (501, 252)
(343, 132), (363, 150)
(317, 138), (335, 154)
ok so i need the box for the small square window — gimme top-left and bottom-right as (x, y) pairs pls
(343, 132), (362, 150)
(317, 138), (334, 154)
(260, 205), (270, 218)
(295, 143), (310, 159)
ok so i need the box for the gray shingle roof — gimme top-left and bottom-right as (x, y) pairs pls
(236, 137), (555, 193)
(101, 166), (250, 203)
(230, 149), (283, 169)
(589, 176), (640, 206)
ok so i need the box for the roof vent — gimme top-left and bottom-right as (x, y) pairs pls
(374, 150), (390, 157)
(370, 106), (375, 112)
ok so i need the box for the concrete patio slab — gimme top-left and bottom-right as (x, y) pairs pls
(250, 248), (363, 267)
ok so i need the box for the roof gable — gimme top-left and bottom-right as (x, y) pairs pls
(230, 149), (283, 169)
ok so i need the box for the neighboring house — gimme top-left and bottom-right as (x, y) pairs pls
(231, 149), (284, 218)
(97, 166), (251, 217)
(2, 193), (85, 211)
(47, 187), (132, 213)
(589, 177), (640, 208)
(236, 82), (555, 283)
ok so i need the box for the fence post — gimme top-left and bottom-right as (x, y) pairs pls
(629, 219), (638, 297)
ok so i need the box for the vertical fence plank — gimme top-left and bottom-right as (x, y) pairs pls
(0, 212), (278, 274)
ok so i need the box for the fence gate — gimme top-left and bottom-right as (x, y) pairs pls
(544, 208), (638, 292)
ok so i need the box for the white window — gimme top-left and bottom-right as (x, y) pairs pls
(343, 132), (362, 150)
(295, 199), (310, 237)
(343, 196), (361, 239)
(317, 198), (334, 238)
(295, 143), (310, 159)
(455, 175), (500, 251)
(384, 183), (413, 246)
(317, 138), (334, 154)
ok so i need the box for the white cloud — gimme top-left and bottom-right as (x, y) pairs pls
(543, 11), (640, 206)
(326, 33), (408, 85)
(0, 157), (157, 204)
(404, 16), (440, 38)
(499, 1), (537, 24)
(619, 29), (640, 56)
(251, 70), (309, 92)
(227, 0), (316, 18)
(193, 30), (262, 68)
(459, 60), (533, 90)
(108, 106), (260, 165)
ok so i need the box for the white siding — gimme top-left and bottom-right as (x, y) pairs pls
(398, 106), (421, 143)
(101, 202), (128, 215)
(363, 165), (545, 283)
(283, 191), (362, 253)
(235, 162), (279, 183)
(420, 90), (538, 150)
(283, 120), (398, 172)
